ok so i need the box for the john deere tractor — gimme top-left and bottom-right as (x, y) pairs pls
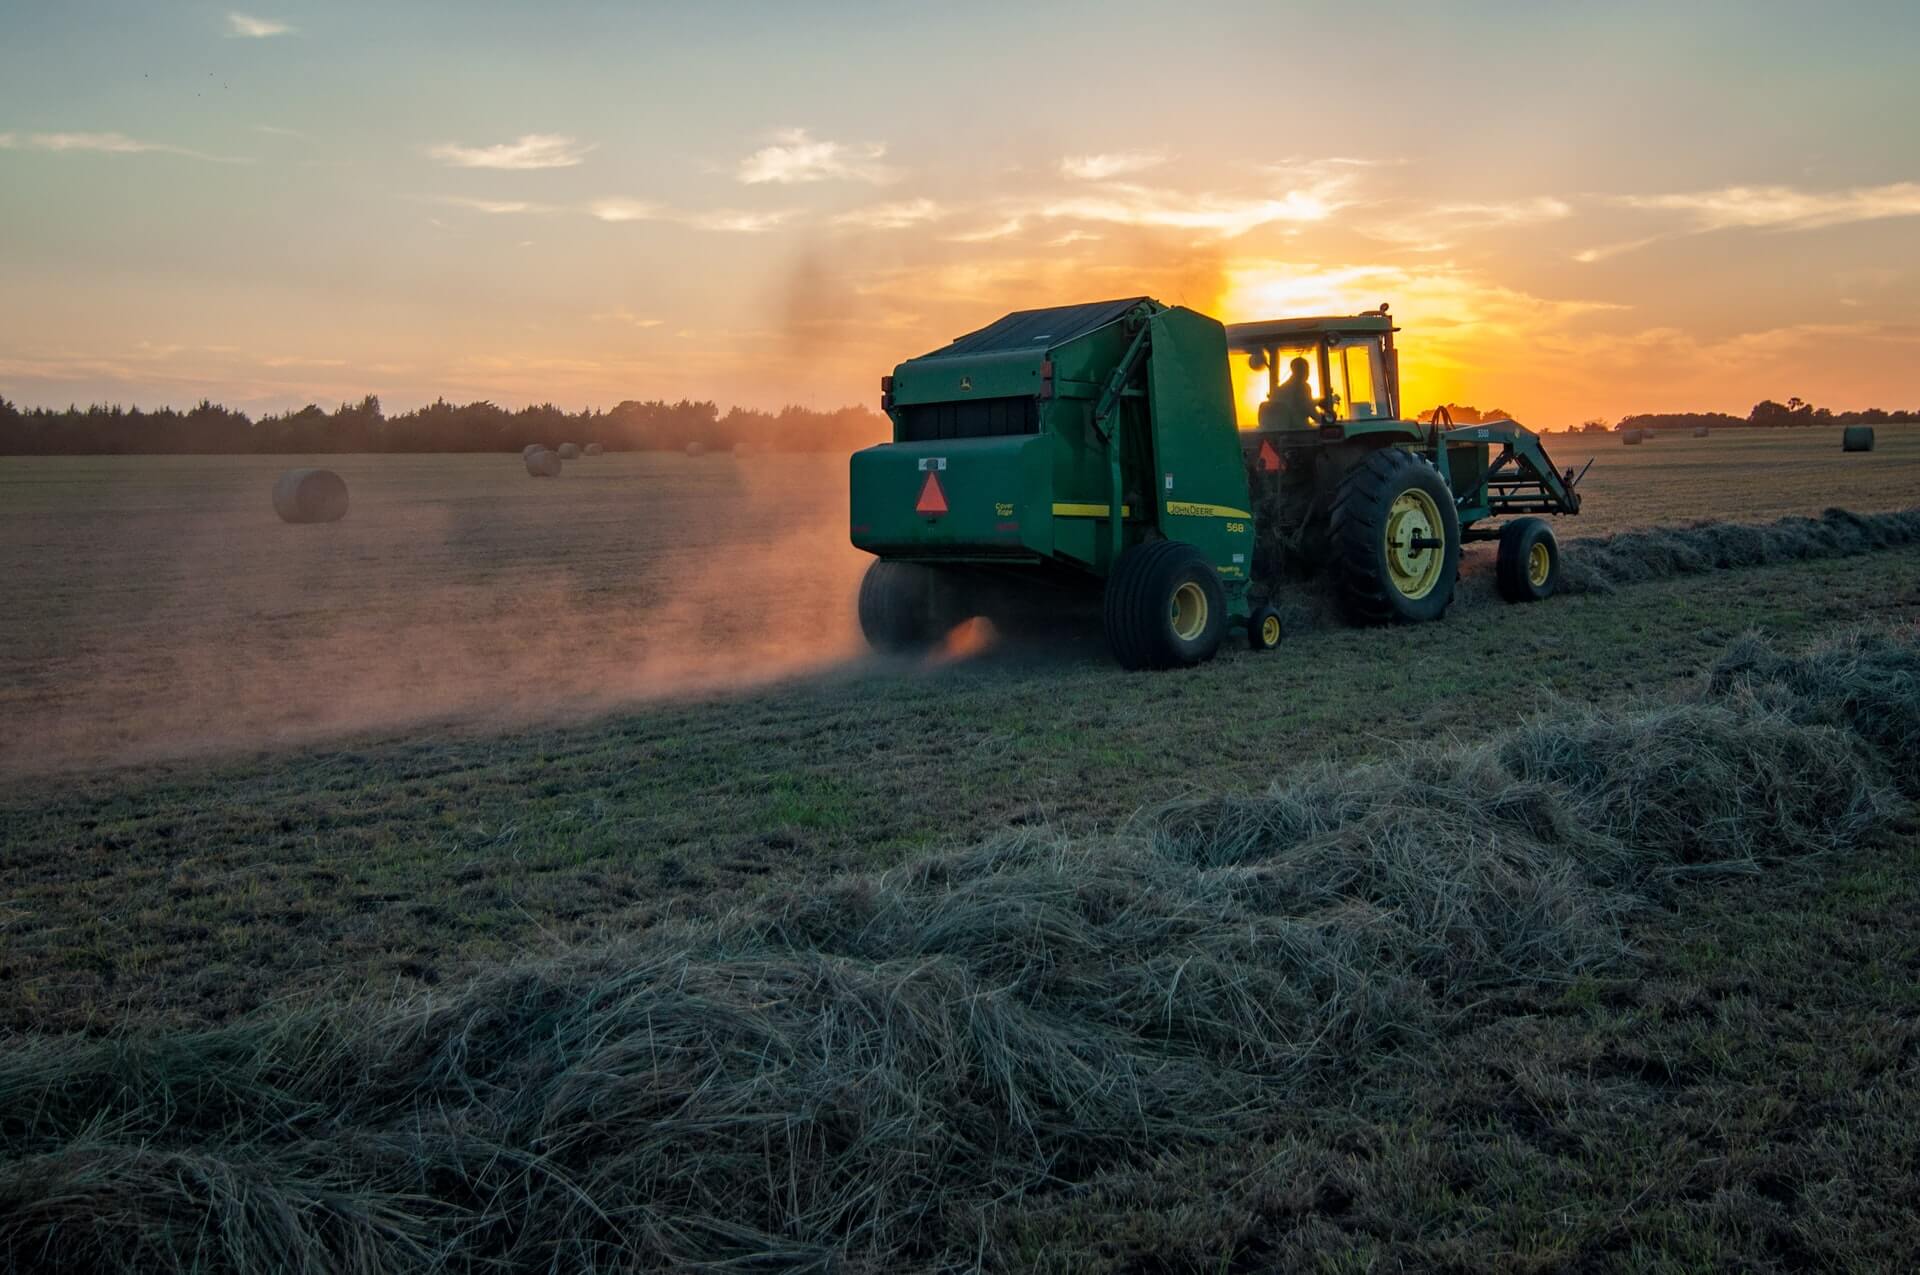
(850, 297), (1582, 669)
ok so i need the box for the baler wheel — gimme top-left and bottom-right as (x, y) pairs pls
(1247, 605), (1284, 652)
(1328, 448), (1461, 625)
(857, 560), (949, 653)
(1496, 517), (1561, 602)
(1104, 541), (1226, 670)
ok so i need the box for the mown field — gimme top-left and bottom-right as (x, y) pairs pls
(2, 427), (1919, 1271)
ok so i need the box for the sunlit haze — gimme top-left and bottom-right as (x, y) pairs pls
(4, 1), (1917, 425)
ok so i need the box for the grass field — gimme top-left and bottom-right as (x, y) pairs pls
(3, 427), (1919, 1269)
(2, 427), (1915, 774)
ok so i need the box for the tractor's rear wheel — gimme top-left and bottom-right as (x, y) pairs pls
(1496, 517), (1560, 602)
(1104, 541), (1227, 670)
(1329, 447), (1461, 625)
(858, 560), (950, 653)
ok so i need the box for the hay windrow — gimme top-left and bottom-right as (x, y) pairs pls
(1261, 506), (1920, 633)
(2, 629), (1916, 1272)
(1555, 505), (1920, 595)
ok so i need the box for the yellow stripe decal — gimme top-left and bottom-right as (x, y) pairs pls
(1165, 501), (1253, 519)
(1052, 502), (1133, 518)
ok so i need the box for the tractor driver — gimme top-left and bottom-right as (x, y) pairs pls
(1259, 356), (1323, 431)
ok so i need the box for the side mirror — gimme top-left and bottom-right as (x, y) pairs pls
(1247, 350), (1267, 371)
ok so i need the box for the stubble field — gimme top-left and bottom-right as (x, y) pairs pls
(2, 426), (1919, 1271)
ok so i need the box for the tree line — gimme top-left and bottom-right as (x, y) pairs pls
(1425, 398), (1918, 435)
(1617, 398), (1920, 434)
(0, 394), (889, 456)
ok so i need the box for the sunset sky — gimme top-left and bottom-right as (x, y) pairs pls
(3, 1), (1917, 425)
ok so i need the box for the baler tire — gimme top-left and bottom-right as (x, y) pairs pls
(1328, 447), (1461, 626)
(1496, 517), (1560, 603)
(1104, 541), (1227, 670)
(1247, 604), (1283, 651)
(858, 560), (947, 653)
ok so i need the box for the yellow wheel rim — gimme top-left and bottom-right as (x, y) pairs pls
(1527, 540), (1551, 588)
(1260, 614), (1282, 646)
(1171, 582), (1209, 641)
(1384, 488), (1446, 600)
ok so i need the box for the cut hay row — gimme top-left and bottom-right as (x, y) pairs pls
(1, 628), (1915, 1273)
(1558, 505), (1920, 594)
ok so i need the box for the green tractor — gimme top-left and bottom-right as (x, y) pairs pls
(850, 297), (1583, 669)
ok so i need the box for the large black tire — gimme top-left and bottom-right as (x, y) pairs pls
(858, 560), (950, 653)
(1496, 517), (1560, 603)
(1328, 448), (1460, 625)
(1103, 541), (1227, 670)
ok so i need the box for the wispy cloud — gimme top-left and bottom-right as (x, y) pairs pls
(1578, 182), (1920, 262)
(253, 124), (308, 139)
(433, 195), (559, 215)
(590, 307), (665, 328)
(944, 217), (1025, 244)
(1059, 150), (1166, 181)
(1365, 196), (1572, 251)
(1616, 182), (1920, 231)
(0, 131), (247, 163)
(736, 128), (896, 185)
(832, 198), (942, 230)
(1430, 197), (1572, 225)
(1037, 183), (1347, 237)
(427, 133), (592, 170)
(226, 13), (293, 38)
(587, 198), (795, 233)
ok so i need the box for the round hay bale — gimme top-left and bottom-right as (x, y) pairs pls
(1843, 426), (1875, 452)
(686, 440), (707, 457)
(732, 441), (750, 459)
(1693, 427), (1709, 438)
(556, 442), (581, 459)
(1621, 429), (1644, 446)
(271, 468), (349, 523)
(522, 443), (547, 459)
(524, 449), (562, 478)
(583, 442), (604, 456)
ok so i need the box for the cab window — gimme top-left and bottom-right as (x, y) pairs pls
(1327, 337), (1387, 421)
(1230, 342), (1322, 430)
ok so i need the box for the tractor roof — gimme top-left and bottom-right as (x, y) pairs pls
(918, 296), (1154, 360)
(1225, 313), (1395, 347)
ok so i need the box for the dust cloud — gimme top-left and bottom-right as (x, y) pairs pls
(0, 453), (876, 776)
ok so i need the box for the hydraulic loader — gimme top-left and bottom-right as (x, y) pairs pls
(849, 297), (1583, 669)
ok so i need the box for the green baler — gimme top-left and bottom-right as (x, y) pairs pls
(851, 297), (1583, 669)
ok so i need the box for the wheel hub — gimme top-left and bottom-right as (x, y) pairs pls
(1170, 582), (1209, 640)
(1527, 540), (1551, 588)
(1384, 489), (1446, 600)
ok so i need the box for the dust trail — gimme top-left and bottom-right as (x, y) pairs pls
(0, 454), (872, 776)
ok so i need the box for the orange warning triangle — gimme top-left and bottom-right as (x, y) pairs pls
(915, 470), (948, 514)
(1257, 438), (1282, 472)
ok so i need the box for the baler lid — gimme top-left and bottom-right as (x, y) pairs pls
(920, 296), (1153, 359)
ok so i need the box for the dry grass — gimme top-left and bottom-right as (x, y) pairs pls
(2, 628), (1912, 1273)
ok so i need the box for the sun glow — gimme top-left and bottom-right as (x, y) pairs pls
(1213, 263), (1469, 421)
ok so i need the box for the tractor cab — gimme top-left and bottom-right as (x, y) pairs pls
(1224, 308), (1402, 434)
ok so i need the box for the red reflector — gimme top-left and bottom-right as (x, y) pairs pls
(1257, 439), (1282, 472)
(915, 471), (948, 515)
